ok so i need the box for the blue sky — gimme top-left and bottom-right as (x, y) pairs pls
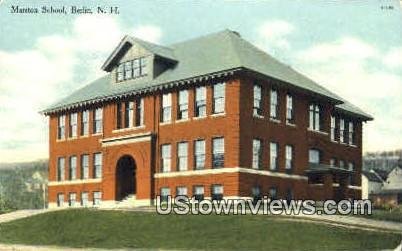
(0, 0), (401, 162)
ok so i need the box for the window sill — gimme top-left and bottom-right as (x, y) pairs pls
(307, 129), (328, 135)
(159, 121), (172, 126)
(80, 135), (89, 138)
(349, 144), (357, 148)
(56, 138), (66, 143)
(193, 116), (207, 120)
(92, 133), (103, 137)
(112, 125), (145, 133)
(211, 113), (225, 118)
(270, 118), (281, 124)
(286, 122), (296, 127)
(253, 114), (264, 119)
(175, 119), (190, 124)
(67, 137), (78, 141)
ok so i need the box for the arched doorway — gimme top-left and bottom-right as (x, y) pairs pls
(116, 155), (136, 201)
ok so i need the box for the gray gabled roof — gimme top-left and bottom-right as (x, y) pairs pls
(362, 170), (383, 183)
(42, 29), (373, 120)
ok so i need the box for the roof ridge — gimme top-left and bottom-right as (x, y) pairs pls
(128, 36), (174, 51)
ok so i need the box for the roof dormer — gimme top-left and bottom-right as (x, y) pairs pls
(101, 35), (177, 84)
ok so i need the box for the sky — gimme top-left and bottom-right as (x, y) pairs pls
(0, 0), (401, 162)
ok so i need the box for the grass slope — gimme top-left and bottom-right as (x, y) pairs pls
(0, 209), (400, 250)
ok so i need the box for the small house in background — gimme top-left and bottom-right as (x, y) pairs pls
(370, 159), (402, 207)
(361, 170), (383, 200)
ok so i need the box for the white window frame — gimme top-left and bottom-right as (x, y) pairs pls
(69, 113), (78, 138)
(161, 93), (172, 123)
(93, 191), (102, 206)
(330, 116), (336, 141)
(340, 119), (345, 143)
(69, 156), (77, 180)
(270, 89), (278, 119)
(286, 94), (294, 122)
(69, 193), (76, 207)
(212, 137), (225, 168)
(176, 186), (188, 196)
(194, 139), (206, 170)
(58, 115), (66, 140)
(195, 86), (207, 117)
(81, 154), (89, 179)
(57, 193), (64, 207)
(93, 108), (103, 134)
(57, 157), (65, 181)
(348, 122), (354, 145)
(178, 90), (189, 120)
(309, 149), (320, 164)
(270, 142), (278, 170)
(81, 192), (89, 207)
(213, 83), (225, 114)
(285, 145), (293, 170)
(177, 142), (188, 171)
(253, 85), (262, 116)
(81, 110), (89, 136)
(161, 144), (171, 172)
(309, 104), (321, 131)
(252, 139), (262, 169)
(136, 98), (144, 126)
(125, 101), (134, 128)
(93, 153), (102, 178)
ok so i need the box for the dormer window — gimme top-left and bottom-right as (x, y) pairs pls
(116, 57), (147, 82)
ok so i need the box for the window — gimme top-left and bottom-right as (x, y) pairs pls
(270, 142), (278, 170)
(176, 186), (187, 196)
(160, 187), (170, 203)
(213, 83), (225, 114)
(252, 186), (262, 202)
(81, 192), (89, 207)
(116, 103), (123, 129)
(253, 85), (262, 116)
(69, 113), (77, 138)
(124, 61), (132, 80)
(348, 162), (354, 171)
(116, 57), (147, 82)
(339, 160), (345, 169)
(161, 144), (171, 172)
(339, 119), (345, 143)
(270, 89), (278, 119)
(57, 193), (64, 207)
(57, 157), (65, 181)
(212, 137), (224, 168)
(81, 110), (89, 136)
(286, 94), (294, 123)
(69, 193), (76, 207)
(309, 149), (320, 164)
(286, 188), (294, 202)
(81, 154), (89, 179)
(93, 191), (102, 206)
(211, 184), (223, 201)
(93, 153), (102, 178)
(117, 63), (124, 81)
(125, 101), (134, 128)
(161, 93), (172, 123)
(252, 139), (262, 169)
(177, 142), (188, 171)
(348, 122), (354, 145)
(93, 108), (103, 134)
(194, 139), (206, 170)
(193, 186), (204, 201)
(195, 86), (207, 117)
(285, 145), (293, 170)
(269, 187), (277, 200)
(178, 90), (189, 120)
(330, 116), (336, 141)
(133, 58), (140, 78)
(330, 158), (336, 167)
(135, 98), (144, 126)
(309, 104), (321, 131)
(69, 156), (77, 180)
(57, 115), (66, 140)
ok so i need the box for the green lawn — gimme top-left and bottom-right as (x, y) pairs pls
(362, 209), (402, 223)
(0, 209), (400, 250)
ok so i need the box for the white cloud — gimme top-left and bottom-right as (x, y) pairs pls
(256, 20), (295, 52)
(383, 46), (402, 69)
(0, 16), (163, 162)
(293, 37), (402, 152)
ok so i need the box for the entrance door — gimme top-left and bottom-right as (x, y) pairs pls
(116, 155), (136, 201)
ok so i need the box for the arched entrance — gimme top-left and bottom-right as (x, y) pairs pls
(116, 155), (136, 201)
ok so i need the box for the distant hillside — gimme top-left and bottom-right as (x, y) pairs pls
(363, 149), (402, 174)
(0, 160), (48, 211)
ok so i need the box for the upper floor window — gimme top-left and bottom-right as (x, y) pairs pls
(178, 90), (189, 120)
(69, 113), (78, 138)
(116, 103), (123, 129)
(286, 94), (294, 123)
(309, 149), (320, 164)
(211, 184), (223, 201)
(125, 101), (134, 128)
(309, 104), (321, 131)
(330, 116), (336, 141)
(194, 139), (206, 170)
(161, 93), (172, 123)
(81, 154), (89, 179)
(270, 89), (278, 119)
(81, 110), (89, 136)
(93, 108), (103, 134)
(69, 156), (77, 180)
(213, 83), (225, 114)
(348, 122), (354, 145)
(270, 142), (278, 170)
(285, 145), (293, 170)
(253, 85), (262, 116)
(93, 153), (102, 178)
(57, 157), (65, 181)
(195, 86), (207, 117)
(57, 115), (66, 140)
(116, 57), (147, 82)
(252, 139), (262, 169)
(339, 119), (345, 143)
(135, 98), (144, 126)
(161, 144), (171, 172)
(212, 137), (225, 168)
(177, 142), (188, 171)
